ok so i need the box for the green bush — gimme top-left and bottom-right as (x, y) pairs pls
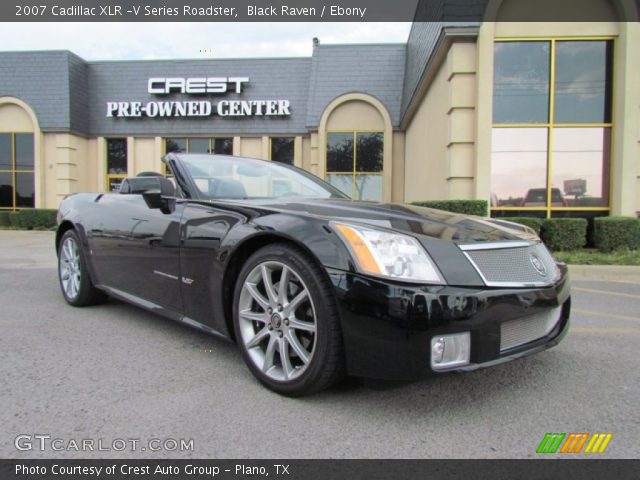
(594, 216), (640, 252)
(10, 209), (58, 230)
(499, 217), (544, 235)
(410, 200), (488, 217)
(0, 211), (12, 228)
(541, 218), (587, 251)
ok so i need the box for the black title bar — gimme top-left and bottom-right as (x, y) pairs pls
(2, 459), (640, 480)
(2, 0), (639, 22)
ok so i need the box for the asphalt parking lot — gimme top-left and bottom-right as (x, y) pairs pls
(1, 231), (638, 459)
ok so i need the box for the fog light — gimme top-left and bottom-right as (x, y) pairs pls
(430, 332), (471, 370)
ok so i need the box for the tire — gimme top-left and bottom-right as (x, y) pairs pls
(233, 243), (344, 396)
(57, 229), (107, 307)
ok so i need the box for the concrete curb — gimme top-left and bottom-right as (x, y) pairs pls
(569, 264), (640, 283)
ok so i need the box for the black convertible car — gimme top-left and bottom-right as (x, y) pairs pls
(56, 153), (571, 396)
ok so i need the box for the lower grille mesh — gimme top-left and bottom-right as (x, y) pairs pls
(500, 306), (562, 351)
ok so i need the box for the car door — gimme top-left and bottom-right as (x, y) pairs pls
(178, 201), (245, 331)
(88, 192), (184, 312)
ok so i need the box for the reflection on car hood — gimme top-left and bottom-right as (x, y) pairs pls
(233, 198), (539, 244)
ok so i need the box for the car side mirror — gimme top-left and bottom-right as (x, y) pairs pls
(142, 189), (175, 214)
(139, 177), (176, 214)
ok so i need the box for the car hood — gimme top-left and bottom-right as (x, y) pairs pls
(233, 198), (538, 244)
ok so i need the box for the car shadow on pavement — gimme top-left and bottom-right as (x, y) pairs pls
(304, 349), (567, 415)
(61, 294), (572, 415)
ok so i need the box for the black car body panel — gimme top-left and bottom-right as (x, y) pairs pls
(56, 154), (570, 381)
(329, 266), (570, 380)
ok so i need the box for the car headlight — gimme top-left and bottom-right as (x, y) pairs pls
(332, 222), (445, 284)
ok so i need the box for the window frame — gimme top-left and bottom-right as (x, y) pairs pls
(0, 132), (35, 211)
(105, 137), (128, 192)
(163, 137), (234, 175)
(491, 36), (615, 219)
(269, 136), (296, 166)
(164, 137), (234, 155)
(325, 130), (384, 201)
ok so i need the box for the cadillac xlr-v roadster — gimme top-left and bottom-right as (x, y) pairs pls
(56, 153), (571, 396)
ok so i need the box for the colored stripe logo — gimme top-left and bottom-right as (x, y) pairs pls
(537, 433), (612, 454)
(537, 433), (566, 453)
(584, 433), (613, 453)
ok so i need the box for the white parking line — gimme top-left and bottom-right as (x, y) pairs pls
(573, 287), (640, 300)
(573, 308), (640, 324)
(571, 326), (640, 336)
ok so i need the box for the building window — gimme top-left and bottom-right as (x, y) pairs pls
(214, 138), (233, 155)
(165, 137), (233, 155)
(491, 39), (613, 218)
(326, 132), (383, 201)
(106, 138), (127, 192)
(0, 133), (34, 210)
(270, 137), (295, 165)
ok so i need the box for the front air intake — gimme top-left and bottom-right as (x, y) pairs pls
(500, 306), (563, 351)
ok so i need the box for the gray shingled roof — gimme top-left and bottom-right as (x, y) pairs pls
(0, 51), (86, 133)
(1, 27), (457, 135)
(402, 22), (445, 119)
(402, 22), (480, 120)
(305, 44), (406, 128)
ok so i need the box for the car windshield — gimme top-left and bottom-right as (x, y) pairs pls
(177, 154), (348, 200)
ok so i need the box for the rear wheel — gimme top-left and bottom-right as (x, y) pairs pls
(58, 229), (106, 306)
(233, 243), (344, 396)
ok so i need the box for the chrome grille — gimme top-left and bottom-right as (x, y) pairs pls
(461, 242), (558, 287)
(500, 306), (562, 351)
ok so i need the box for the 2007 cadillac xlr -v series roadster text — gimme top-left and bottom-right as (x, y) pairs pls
(56, 154), (571, 396)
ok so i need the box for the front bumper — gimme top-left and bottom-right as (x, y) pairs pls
(327, 265), (571, 381)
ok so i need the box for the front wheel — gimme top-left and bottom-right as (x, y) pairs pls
(233, 243), (344, 396)
(58, 229), (106, 306)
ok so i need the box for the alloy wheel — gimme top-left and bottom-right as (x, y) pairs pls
(238, 261), (317, 382)
(59, 237), (82, 300)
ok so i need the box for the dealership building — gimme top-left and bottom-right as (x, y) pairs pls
(1, 0), (639, 222)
